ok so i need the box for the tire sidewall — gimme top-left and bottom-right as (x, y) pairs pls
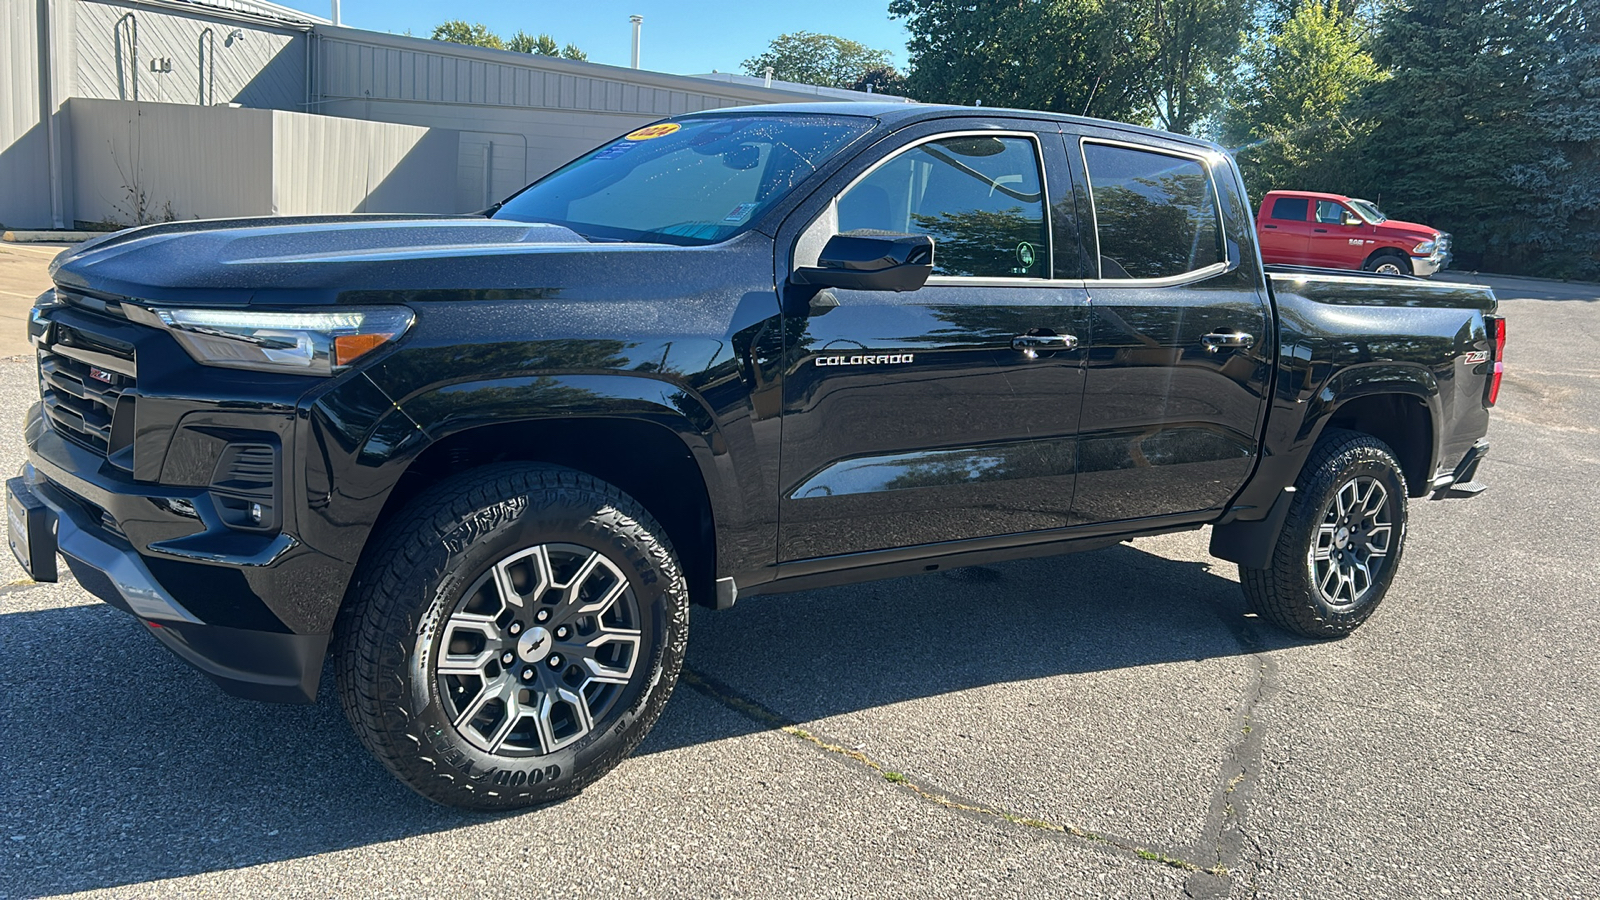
(393, 481), (684, 806)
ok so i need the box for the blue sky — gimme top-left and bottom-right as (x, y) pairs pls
(278, 0), (911, 75)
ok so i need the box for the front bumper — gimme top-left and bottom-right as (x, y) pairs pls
(1412, 236), (1452, 277)
(11, 402), (336, 704)
(9, 463), (328, 703)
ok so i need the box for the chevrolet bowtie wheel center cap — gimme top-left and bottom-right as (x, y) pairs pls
(517, 626), (554, 664)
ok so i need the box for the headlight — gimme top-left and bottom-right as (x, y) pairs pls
(1413, 240), (1436, 255)
(146, 307), (415, 375)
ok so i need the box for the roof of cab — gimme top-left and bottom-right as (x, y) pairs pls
(1262, 189), (1358, 203)
(680, 102), (1227, 156)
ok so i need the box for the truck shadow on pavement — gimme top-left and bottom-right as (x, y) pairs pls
(1, 543), (1304, 897)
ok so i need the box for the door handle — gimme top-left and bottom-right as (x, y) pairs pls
(1012, 332), (1078, 358)
(1313, 228), (1328, 233)
(1201, 331), (1255, 352)
(1263, 224), (1278, 229)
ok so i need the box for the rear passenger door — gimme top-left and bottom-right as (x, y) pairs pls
(1065, 131), (1272, 524)
(1259, 195), (1312, 265)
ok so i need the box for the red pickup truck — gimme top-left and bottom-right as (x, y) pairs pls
(1256, 190), (1451, 277)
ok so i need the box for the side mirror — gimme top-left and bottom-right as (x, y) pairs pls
(1342, 212), (1362, 227)
(793, 233), (934, 293)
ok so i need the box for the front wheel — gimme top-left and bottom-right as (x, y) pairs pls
(1365, 253), (1412, 276)
(1239, 429), (1409, 638)
(334, 464), (688, 810)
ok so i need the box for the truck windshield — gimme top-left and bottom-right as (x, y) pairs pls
(1349, 199), (1388, 224)
(492, 114), (876, 245)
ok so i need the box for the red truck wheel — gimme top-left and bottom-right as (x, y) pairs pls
(1364, 253), (1412, 276)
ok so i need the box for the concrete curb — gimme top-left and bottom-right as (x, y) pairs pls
(2, 231), (96, 244)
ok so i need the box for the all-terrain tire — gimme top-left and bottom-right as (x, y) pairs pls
(1239, 429), (1409, 639)
(333, 463), (688, 810)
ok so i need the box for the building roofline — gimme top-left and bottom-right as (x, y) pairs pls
(311, 25), (872, 106)
(99, 0), (328, 29)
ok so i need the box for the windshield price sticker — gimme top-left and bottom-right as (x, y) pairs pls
(593, 142), (636, 160)
(623, 123), (681, 141)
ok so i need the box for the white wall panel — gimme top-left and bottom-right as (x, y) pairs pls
(1, 0), (52, 228)
(272, 111), (456, 215)
(69, 98), (275, 223)
(68, 98), (458, 223)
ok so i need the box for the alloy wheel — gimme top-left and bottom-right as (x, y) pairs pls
(434, 543), (641, 757)
(1308, 475), (1394, 609)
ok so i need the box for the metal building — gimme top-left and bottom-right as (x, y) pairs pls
(2, 0), (904, 230)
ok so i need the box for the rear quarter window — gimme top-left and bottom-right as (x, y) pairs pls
(1271, 197), (1309, 221)
(1083, 142), (1225, 280)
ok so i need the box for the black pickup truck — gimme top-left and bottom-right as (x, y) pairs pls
(9, 103), (1502, 809)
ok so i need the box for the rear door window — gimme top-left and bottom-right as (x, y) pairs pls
(1082, 142), (1224, 280)
(1270, 196), (1309, 221)
(836, 135), (1049, 278)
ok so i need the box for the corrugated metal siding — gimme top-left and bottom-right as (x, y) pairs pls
(317, 34), (758, 117)
(271, 111), (456, 215)
(1, 0), (52, 228)
(74, 0), (304, 109)
(70, 98), (276, 223)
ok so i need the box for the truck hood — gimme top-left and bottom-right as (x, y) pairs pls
(1375, 218), (1440, 241)
(46, 215), (658, 306)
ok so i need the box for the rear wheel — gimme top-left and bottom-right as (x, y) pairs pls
(334, 463), (688, 810)
(1239, 429), (1408, 638)
(1365, 253), (1411, 276)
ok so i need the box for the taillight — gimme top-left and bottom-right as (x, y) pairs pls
(1485, 315), (1506, 406)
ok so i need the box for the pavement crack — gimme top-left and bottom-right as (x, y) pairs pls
(679, 666), (1226, 877)
(1183, 611), (1278, 899)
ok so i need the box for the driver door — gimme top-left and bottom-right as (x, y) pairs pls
(775, 122), (1091, 562)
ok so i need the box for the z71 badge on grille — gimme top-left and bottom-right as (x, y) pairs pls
(88, 367), (116, 384)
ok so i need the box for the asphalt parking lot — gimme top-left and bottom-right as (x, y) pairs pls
(1, 255), (1596, 898)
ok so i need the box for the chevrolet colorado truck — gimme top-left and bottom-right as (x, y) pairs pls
(1256, 189), (1452, 277)
(8, 104), (1502, 810)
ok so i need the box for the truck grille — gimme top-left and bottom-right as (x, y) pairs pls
(38, 314), (138, 463)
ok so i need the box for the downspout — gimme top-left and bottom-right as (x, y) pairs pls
(38, 0), (65, 228)
(198, 28), (214, 105)
(116, 12), (139, 101)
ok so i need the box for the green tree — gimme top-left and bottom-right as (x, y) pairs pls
(504, 31), (587, 59)
(433, 22), (587, 59)
(890, 0), (1136, 121)
(1222, 3), (1383, 195)
(507, 30), (558, 55)
(1356, 0), (1561, 272)
(741, 32), (895, 89)
(890, 0), (1252, 133)
(1508, 1), (1600, 278)
(1143, 0), (1258, 133)
(430, 20), (504, 49)
(850, 65), (910, 96)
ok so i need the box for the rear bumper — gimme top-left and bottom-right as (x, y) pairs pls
(1430, 438), (1489, 500)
